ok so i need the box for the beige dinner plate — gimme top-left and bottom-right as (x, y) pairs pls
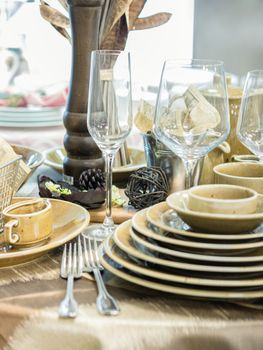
(135, 208), (263, 252)
(101, 251), (263, 300)
(44, 147), (145, 181)
(0, 197), (89, 267)
(113, 221), (263, 274)
(106, 233), (263, 287)
(166, 191), (263, 234)
(146, 202), (263, 241)
(129, 222), (263, 263)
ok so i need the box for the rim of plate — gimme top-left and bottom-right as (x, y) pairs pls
(112, 223), (263, 273)
(43, 146), (146, 173)
(100, 250), (263, 300)
(105, 235), (263, 287)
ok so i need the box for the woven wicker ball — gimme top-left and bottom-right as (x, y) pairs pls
(125, 166), (169, 209)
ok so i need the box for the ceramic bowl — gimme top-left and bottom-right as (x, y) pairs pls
(166, 190), (263, 234)
(188, 184), (258, 215)
(214, 162), (263, 194)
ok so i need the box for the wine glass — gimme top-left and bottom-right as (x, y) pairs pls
(237, 70), (263, 161)
(154, 59), (230, 189)
(84, 50), (132, 239)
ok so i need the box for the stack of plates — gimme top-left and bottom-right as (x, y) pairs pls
(0, 107), (63, 127)
(101, 193), (263, 301)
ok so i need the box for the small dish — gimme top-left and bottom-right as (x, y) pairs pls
(214, 162), (263, 194)
(167, 191), (263, 234)
(188, 184), (258, 215)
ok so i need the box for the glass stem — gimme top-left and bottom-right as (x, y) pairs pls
(183, 158), (200, 189)
(103, 151), (115, 232)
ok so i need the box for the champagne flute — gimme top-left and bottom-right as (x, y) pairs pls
(154, 59), (230, 189)
(84, 50), (132, 239)
(237, 70), (263, 161)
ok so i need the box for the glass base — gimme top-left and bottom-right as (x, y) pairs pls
(82, 223), (117, 240)
(162, 209), (189, 230)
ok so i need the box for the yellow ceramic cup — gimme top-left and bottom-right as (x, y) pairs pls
(188, 184), (258, 215)
(2, 198), (53, 246)
(214, 162), (263, 194)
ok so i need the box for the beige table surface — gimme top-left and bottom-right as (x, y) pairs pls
(1, 165), (263, 350)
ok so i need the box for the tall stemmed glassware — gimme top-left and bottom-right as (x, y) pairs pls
(154, 59), (230, 189)
(237, 70), (263, 161)
(85, 50), (132, 239)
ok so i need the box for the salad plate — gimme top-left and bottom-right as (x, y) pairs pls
(0, 197), (89, 267)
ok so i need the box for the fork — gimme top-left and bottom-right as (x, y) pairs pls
(82, 236), (120, 316)
(58, 238), (83, 318)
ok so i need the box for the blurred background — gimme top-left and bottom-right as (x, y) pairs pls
(0, 0), (262, 150)
(1, 0), (262, 91)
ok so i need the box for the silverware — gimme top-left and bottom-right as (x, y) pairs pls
(58, 239), (83, 318)
(82, 236), (120, 316)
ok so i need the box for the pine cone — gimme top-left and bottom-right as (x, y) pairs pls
(79, 168), (105, 190)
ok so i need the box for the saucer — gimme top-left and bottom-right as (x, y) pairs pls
(0, 197), (89, 267)
(146, 202), (263, 241)
(167, 191), (263, 234)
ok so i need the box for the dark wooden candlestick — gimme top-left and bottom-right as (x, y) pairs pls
(63, 0), (104, 185)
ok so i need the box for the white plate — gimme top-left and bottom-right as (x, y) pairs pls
(146, 202), (263, 241)
(0, 106), (62, 113)
(0, 113), (62, 121)
(0, 120), (63, 128)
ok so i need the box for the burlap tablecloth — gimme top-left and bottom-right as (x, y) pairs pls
(1, 166), (263, 350)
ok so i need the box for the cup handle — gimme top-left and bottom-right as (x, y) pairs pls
(4, 219), (19, 244)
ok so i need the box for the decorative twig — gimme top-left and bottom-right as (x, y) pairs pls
(130, 12), (172, 30)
